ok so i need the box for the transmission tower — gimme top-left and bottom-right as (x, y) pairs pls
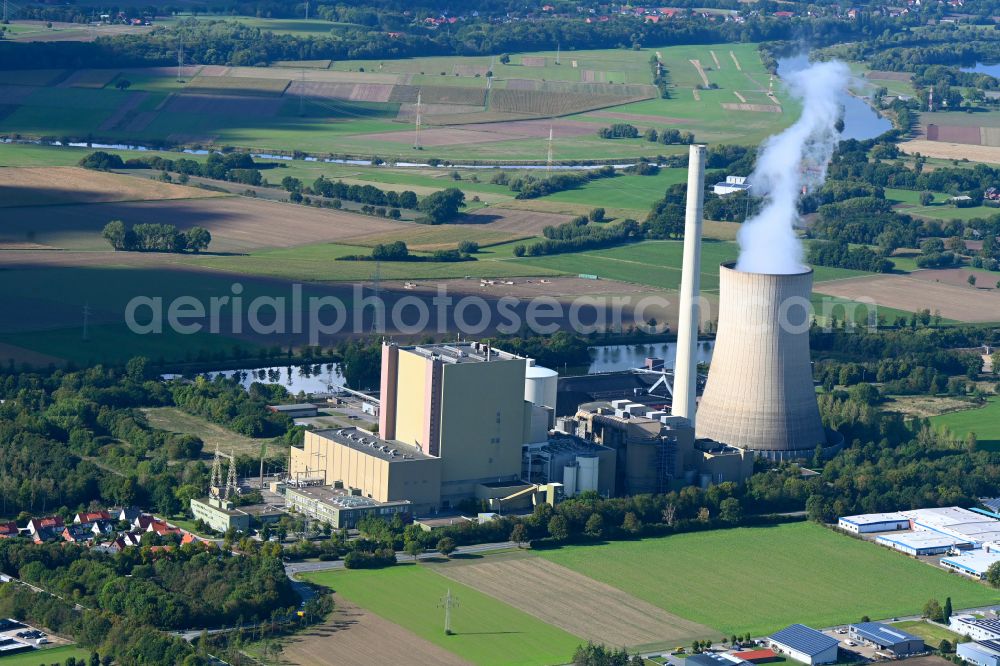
(546, 125), (554, 173)
(304, 0), (309, 19)
(3, 0), (7, 23)
(225, 450), (239, 499)
(439, 589), (459, 635)
(299, 69), (306, 116)
(82, 303), (90, 341)
(413, 90), (422, 150)
(177, 35), (184, 82)
(555, 43), (560, 65)
(209, 446), (223, 496)
(370, 260), (382, 335)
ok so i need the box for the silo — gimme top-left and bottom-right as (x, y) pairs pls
(525, 364), (559, 411)
(562, 464), (577, 497)
(696, 262), (827, 460)
(575, 455), (599, 494)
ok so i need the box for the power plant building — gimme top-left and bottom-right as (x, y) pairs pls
(290, 342), (580, 514)
(696, 263), (835, 460)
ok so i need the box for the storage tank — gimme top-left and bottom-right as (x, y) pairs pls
(525, 365), (559, 412)
(696, 262), (828, 460)
(576, 455), (599, 494)
(562, 464), (577, 497)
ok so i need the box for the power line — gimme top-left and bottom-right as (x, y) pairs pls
(413, 89), (422, 150)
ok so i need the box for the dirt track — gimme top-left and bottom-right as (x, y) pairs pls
(279, 600), (470, 666)
(433, 556), (717, 648)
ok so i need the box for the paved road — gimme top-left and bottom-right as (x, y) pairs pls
(284, 540), (518, 576)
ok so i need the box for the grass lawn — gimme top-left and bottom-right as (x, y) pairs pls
(930, 397), (1000, 451)
(142, 406), (283, 457)
(892, 620), (964, 647)
(301, 563), (583, 666)
(0, 646), (91, 665)
(537, 522), (1000, 637)
(538, 168), (688, 215)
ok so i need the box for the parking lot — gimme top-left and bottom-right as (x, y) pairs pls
(823, 627), (878, 661)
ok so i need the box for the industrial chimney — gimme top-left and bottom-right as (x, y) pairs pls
(671, 144), (706, 424)
(695, 262), (829, 460)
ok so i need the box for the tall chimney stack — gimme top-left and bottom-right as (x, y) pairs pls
(671, 144), (706, 424)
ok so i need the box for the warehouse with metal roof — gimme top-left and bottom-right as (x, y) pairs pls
(941, 549), (1000, 579)
(875, 530), (970, 556)
(848, 622), (923, 656)
(959, 641), (1000, 666)
(768, 625), (839, 665)
(951, 616), (1000, 642)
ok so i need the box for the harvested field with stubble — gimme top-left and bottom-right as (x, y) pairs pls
(721, 102), (782, 113)
(0, 167), (224, 208)
(814, 273), (999, 323)
(279, 600), (471, 666)
(0, 195), (413, 252)
(899, 139), (1000, 164)
(489, 89), (652, 117)
(433, 555), (717, 648)
(460, 207), (574, 234)
(184, 76), (291, 96)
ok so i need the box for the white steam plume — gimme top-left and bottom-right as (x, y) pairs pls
(736, 59), (850, 274)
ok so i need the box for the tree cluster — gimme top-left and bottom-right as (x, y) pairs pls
(102, 220), (212, 253)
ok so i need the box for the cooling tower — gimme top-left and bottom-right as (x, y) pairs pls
(696, 262), (827, 460)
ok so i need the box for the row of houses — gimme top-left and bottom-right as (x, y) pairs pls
(0, 508), (200, 551)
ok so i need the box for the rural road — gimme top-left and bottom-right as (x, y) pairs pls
(284, 540), (518, 576)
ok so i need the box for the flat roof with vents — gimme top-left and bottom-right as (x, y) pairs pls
(404, 342), (525, 364)
(313, 427), (433, 462)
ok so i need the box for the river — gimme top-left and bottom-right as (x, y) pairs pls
(961, 62), (1000, 78)
(777, 55), (893, 141)
(193, 341), (716, 395)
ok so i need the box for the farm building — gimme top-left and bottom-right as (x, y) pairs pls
(267, 403), (319, 418)
(768, 624), (839, 665)
(713, 175), (750, 195)
(951, 616), (1000, 642)
(875, 530), (970, 556)
(838, 512), (909, 534)
(940, 549), (1000, 579)
(958, 641), (1000, 666)
(847, 622), (923, 656)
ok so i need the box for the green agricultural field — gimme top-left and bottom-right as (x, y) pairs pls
(0, 323), (254, 367)
(0, 42), (798, 161)
(538, 169), (688, 214)
(302, 563), (582, 666)
(539, 522), (1000, 637)
(0, 646), (91, 666)
(514, 240), (870, 293)
(930, 397), (1000, 451)
(183, 243), (560, 282)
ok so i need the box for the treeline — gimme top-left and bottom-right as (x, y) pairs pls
(509, 166), (617, 200)
(0, 539), (298, 630)
(514, 218), (641, 256)
(338, 240), (474, 263)
(310, 175), (418, 209)
(171, 376), (293, 437)
(808, 240), (895, 273)
(597, 123), (696, 145)
(83, 150), (266, 185)
(102, 220), (212, 253)
(0, 13), (913, 70)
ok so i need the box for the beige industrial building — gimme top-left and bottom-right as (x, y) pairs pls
(290, 342), (569, 513)
(289, 427), (442, 513)
(571, 399), (752, 490)
(284, 485), (412, 529)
